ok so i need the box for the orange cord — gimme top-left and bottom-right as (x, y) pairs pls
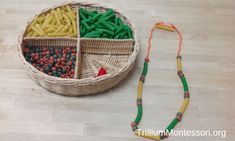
(145, 22), (183, 61)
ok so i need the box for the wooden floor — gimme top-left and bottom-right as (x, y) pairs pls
(0, 0), (235, 140)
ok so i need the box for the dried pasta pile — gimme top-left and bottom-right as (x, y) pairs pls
(26, 5), (77, 37)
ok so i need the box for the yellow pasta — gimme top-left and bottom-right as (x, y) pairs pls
(137, 81), (143, 99)
(56, 8), (63, 20)
(61, 25), (70, 32)
(62, 13), (71, 25)
(36, 15), (46, 23)
(32, 26), (45, 36)
(135, 129), (161, 141)
(51, 18), (57, 25)
(52, 10), (61, 25)
(47, 32), (70, 37)
(68, 27), (73, 33)
(66, 5), (76, 18)
(25, 5), (77, 37)
(54, 25), (64, 33)
(177, 57), (182, 71)
(26, 30), (34, 37)
(42, 15), (53, 29)
(35, 24), (45, 33)
(66, 12), (77, 34)
(41, 14), (50, 27)
(26, 18), (38, 32)
(61, 20), (67, 25)
(31, 32), (38, 37)
(179, 98), (189, 114)
(45, 26), (55, 33)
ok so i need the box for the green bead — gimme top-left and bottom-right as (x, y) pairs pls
(118, 31), (127, 39)
(102, 35), (109, 39)
(82, 18), (93, 25)
(114, 34), (121, 39)
(79, 10), (87, 20)
(81, 21), (90, 30)
(141, 62), (148, 76)
(96, 28), (114, 36)
(108, 21), (118, 28)
(91, 13), (102, 23)
(90, 10), (98, 15)
(99, 13), (115, 22)
(100, 21), (116, 31)
(181, 76), (189, 92)
(166, 118), (179, 132)
(124, 25), (133, 38)
(84, 31), (102, 38)
(116, 18), (123, 26)
(80, 8), (95, 17)
(134, 105), (143, 124)
(88, 24), (95, 32)
(95, 23), (106, 29)
(99, 9), (114, 21)
(114, 25), (125, 35)
(114, 18), (119, 25)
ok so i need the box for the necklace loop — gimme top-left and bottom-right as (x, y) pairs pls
(131, 22), (190, 141)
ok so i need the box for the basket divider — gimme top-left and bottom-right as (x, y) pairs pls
(74, 5), (82, 79)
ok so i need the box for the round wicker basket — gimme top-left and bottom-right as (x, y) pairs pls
(17, 2), (139, 96)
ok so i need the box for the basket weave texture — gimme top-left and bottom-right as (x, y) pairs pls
(17, 2), (139, 96)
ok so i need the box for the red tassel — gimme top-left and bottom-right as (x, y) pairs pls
(97, 67), (107, 76)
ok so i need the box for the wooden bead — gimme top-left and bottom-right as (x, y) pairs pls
(176, 112), (183, 121)
(139, 75), (145, 82)
(131, 121), (137, 127)
(178, 71), (184, 77)
(184, 91), (190, 98)
(144, 58), (149, 63)
(137, 98), (142, 106)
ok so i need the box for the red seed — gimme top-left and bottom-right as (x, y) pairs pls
(34, 55), (39, 60)
(61, 61), (65, 66)
(72, 48), (76, 53)
(63, 50), (67, 54)
(65, 66), (70, 71)
(24, 48), (29, 53)
(49, 59), (54, 64)
(55, 63), (60, 68)
(52, 67), (56, 71)
(68, 61), (73, 66)
(42, 51), (46, 55)
(44, 58), (49, 63)
(70, 69), (75, 74)
(40, 61), (44, 65)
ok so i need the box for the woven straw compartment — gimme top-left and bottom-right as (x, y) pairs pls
(17, 2), (139, 96)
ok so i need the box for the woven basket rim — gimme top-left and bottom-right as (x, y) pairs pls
(17, 1), (139, 85)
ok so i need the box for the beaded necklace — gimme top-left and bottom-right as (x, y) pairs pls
(131, 22), (190, 140)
